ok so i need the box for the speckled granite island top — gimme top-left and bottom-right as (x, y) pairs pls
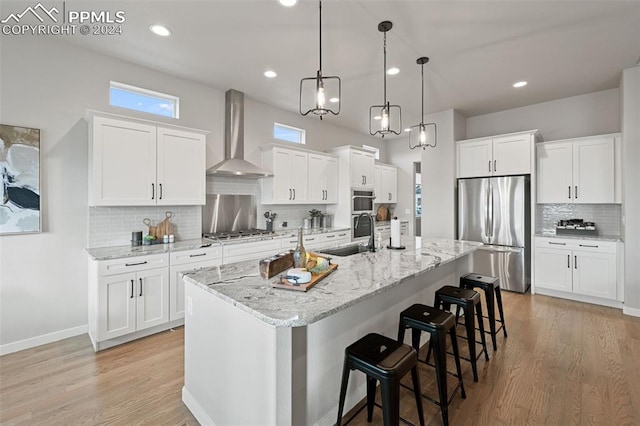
(182, 238), (482, 328)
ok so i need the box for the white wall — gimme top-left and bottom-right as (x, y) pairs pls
(0, 37), (382, 352)
(466, 88), (620, 141)
(621, 66), (640, 314)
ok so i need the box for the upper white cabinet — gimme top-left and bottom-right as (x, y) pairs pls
(374, 164), (398, 203)
(308, 153), (339, 203)
(537, 134), (619, 204)
(87, 112), (207, 206)
(457, 130), (538, 178)
(350, 149), (375, 188)
(261, 145), (339, 205)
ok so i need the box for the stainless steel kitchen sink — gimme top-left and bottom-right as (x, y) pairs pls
(320, 244), (370, 257)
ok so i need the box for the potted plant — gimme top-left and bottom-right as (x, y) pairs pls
(309, 209), (322, 229)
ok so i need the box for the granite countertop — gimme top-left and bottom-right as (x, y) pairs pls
(182, 238), (482, 328)
(86, 238), (220, 261)
(534, 232), (622, 242)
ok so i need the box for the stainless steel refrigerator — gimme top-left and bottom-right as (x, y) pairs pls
(457, 175), (530, 293)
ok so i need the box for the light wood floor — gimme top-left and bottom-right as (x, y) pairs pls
(1, 292), (640, 425)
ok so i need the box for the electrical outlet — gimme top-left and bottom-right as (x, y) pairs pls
(187, 296), (193, 315)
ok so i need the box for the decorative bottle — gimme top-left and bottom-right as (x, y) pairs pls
(293, 227), (307, 269)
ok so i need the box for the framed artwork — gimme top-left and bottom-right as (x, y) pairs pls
(0, 124), (41, 235)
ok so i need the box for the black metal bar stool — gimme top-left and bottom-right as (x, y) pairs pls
(430, 285), (489, 382)
(398, 304), (466, 426)
(460, 273), (507, 351)
(336, 333), (425, 426)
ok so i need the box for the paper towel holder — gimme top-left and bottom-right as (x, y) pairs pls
(387, 216), (406, 250)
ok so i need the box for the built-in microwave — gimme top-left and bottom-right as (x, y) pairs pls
(352, 190), (375, 214)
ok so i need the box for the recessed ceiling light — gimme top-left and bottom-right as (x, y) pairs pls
(387, 67), (400, 75)
(329, 97), (339, 103)
(279, 0), (297, 6)
(264, 70), (277, 78)
(513, 81), (528, 88)
(374, 115), (382, 120)
(149, 24), (171, 37)
(404, 128), (411, 133)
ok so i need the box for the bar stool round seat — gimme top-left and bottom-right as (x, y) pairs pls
(431, 285), (489, 382)
(460, 273), (507, 351)
(398, 304), (466, 426)
(336, 333), (425, 426)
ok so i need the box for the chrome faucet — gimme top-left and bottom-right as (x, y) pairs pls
(355, 212), (375, 252)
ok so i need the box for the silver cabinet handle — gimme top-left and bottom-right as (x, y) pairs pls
(575, 186), (578, 199)
(190, 253), (207, 257)
(488, 160), (491, 172)
(548, 242), (566, 246)
(125, 261), (148, 267)
(139, 277), (143, 296)
(338, 233), (347, 237)
(130, 279), (134, 298)
(326, 234), (335, 238)
(568, 186), (571, 199)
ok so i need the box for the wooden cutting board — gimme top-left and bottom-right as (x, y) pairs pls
(376, 205), (389, 221)
(271, 263), (338, 292)
(155, 211), (173, 239)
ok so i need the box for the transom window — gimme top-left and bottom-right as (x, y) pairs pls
(274, 122), (305, 144)
(109, 81), (179, 119)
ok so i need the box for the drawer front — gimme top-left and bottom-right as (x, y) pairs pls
(99, 253), (169, 276)
(535, 237), (616, 254)
(170, 246), (223, 266)
(223, 239), (282, 264)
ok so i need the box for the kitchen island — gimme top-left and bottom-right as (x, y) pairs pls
(181, 237), (481, 425)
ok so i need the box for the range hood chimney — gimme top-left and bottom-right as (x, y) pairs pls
(206, 89), (273, 178)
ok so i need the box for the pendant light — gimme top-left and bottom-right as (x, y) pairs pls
(369, 21), (401, 137)
(409, 57), (437, 150)
(299, 0), (341, 120)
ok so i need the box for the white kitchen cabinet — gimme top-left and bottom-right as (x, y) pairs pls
(350, 149), (375, 188)
(261, 146), (309, 204)
(308, 153), (339, 204)
(374, 164), (398, 203)
(534, 237), (619, 305)
(87, 111), (207, 207)
(169, 246), (222, 321)
(457, 130), (537, 178)
(281, 230), (350, 251)
(536, 134), (618, 204)
(90, 253), (170, 347)
(223, 239), (282, 264)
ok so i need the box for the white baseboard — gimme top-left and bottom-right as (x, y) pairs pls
(0, 324), (88, 356)
(182, 386), (216, 426)
(623, 305), (640, 317)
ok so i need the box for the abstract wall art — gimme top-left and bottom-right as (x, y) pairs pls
(0, 124), (41, 235)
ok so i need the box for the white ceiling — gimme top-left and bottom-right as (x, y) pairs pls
(49, 0), (640, 137)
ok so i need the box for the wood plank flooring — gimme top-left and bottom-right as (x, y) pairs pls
(1, 292), (640, 425)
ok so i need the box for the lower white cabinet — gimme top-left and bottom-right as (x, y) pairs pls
(90, 253), (170, 349)
(223, 239), (283, 264)
(534, 237), (619, 304)
(169, 246), (222, 321)
(280, 230), (351, 252)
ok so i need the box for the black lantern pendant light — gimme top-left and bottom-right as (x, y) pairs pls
(299, 0), (341, 120)
(409, 57), (437, 150)
(369, 21), (401, 137)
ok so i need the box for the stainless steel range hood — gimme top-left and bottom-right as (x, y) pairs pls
(206, 89), (273, 178)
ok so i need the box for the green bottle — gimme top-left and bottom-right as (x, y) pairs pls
(293, 227), (306, 269)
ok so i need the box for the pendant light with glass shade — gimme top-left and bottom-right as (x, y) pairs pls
(299, 0), (341, 120)
(369, 21), (401, 137)
(409, 56), (437, 150)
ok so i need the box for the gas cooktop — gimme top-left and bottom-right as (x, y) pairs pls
(203, 229), (276, 241)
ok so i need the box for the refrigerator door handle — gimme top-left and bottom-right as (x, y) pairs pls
(488, 182), (494, 239)
(485, 184), (491, 238)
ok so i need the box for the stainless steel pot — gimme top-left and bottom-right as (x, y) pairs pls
(303, 218), (311, 229)
(320, 214), (332, 229)
(311, 216), (320, 229)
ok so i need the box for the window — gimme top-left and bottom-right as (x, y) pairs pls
(109, 81), (179, 119)
(274, 123), (305, 144)
(362, 144), (380, 160)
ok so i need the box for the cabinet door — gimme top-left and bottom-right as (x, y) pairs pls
(457, 139), (492, 178)
(492, 134), (531, 176)
(373, 165), (383, 200)
(573, 250), (616, 300)
(324, 157), (339, 204)
(534, 247), (573, 292)
(308, 154), (327, 203)
(156, 127), (206, 205)
(382, 166), (398, 203)
(271, 148), (294, 202)
(350, 151), (367, 187)
(91, 116), (157, 206)
(361, 152), (375, 188)
(536, 142), (573, 203)
(170, 259), (220, 321)
(98, 272), (137, 341)
(136, 268), (169, 332)
(572, 137), (614, 203)
(290, 151), (308, 202)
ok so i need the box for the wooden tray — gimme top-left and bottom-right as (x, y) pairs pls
(271, 263), (338, 292)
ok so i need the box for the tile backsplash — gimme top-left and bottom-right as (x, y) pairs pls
(536, 204), (621, 236)
(88, 205), (201, 248)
